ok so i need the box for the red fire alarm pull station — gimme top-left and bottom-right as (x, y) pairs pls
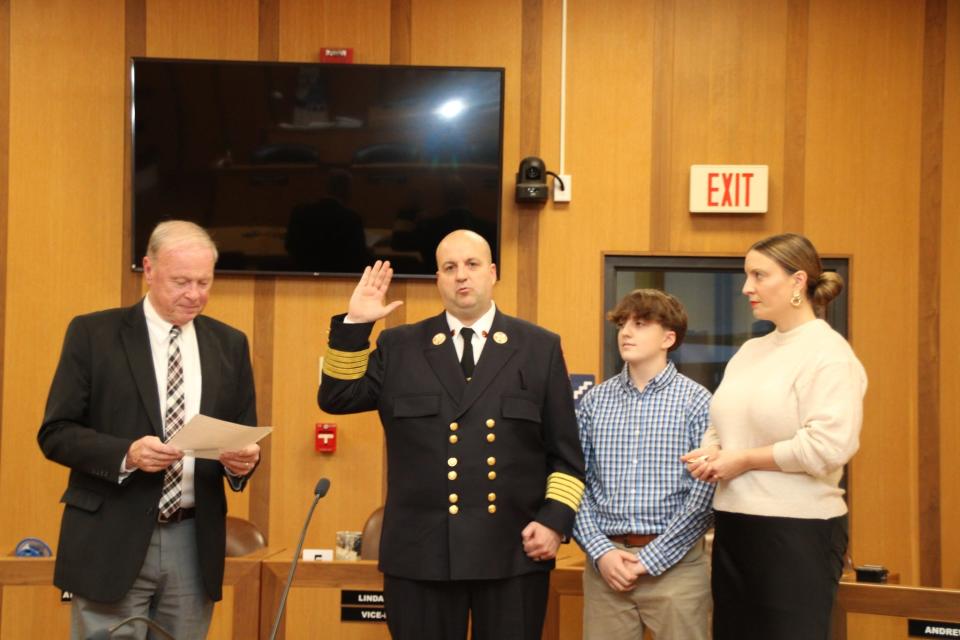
(320, 47), (353, 64)
(316, 423), (337, 452)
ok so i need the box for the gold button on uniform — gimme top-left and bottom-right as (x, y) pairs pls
(449, 422), (459, 431)
(488, 504), (497, 514)
(449, 493), (459, 504)
(487, 493), (496, 502)
(486, 419), (495, 428)
(448, 457), (458, 467)
(488, 471), (497, 480)
(448, 471), (458, 480)
(486, 433), (496, 443)
(449, 505), (459, 515)
(449, 434), (459, 444)
(486, 457), (496, 466)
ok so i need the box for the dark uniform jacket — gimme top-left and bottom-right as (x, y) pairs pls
(319, 308), (585, 581)
(38, 302), (257, 602)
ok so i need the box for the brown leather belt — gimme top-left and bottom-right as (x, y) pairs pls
(609, 533), (657, 548)
(158, 507), (196, 524)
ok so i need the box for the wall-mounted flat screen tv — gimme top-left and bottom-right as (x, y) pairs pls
(131, 58), (504, 277)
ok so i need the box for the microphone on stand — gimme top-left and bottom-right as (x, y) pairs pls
(86, 616), (175, 639)
(268, 477), (331, 640)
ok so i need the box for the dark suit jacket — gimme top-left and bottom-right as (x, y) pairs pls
(319, 309), (584, 581)
(38, 301), (257, 602)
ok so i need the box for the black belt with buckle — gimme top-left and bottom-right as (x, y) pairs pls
(158, 507), (196, 524)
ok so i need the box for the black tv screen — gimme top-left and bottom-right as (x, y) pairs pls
(131, 58), (504, 277)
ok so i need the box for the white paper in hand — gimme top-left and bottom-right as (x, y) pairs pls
(167, 415), (272, 459)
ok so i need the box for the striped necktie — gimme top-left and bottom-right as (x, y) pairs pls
(159, 325), (185, 519)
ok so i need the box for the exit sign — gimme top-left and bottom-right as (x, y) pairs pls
(689, 165), (768, 214)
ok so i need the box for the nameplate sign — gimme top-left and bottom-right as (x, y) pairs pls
(689, 164), (768, 214)
(341, 607), (388, 622)
(909, 619), (960, 637)
(341, 590), (387, 623)
(341, 590), (385, 606)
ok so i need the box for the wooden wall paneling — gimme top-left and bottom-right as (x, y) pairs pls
(272, 279), (386, 555)
(537, 0), (656, 376)
(668, 0), (788, 252)
(1, 0), (126, 553)
(918, 0), (947, 588)
(398, 279), (441, 323)
(649, 0), (675, 252)
(804, 0), (925, 597)
(145, 0), (260, 60)
(782, 0), (809, 233)
(535, 0), (562, 304)
(391, 0), (412, 64)
(939, 0), (960, 590)
(409, 0), (523, 316)
(251, 277), (276, 537)
(516, 0), (543, 324)
(0, 0), (10, 473)
(0, 587), (71, 639)
(259, 0), (280, 61)
(278, 0), (391, 63)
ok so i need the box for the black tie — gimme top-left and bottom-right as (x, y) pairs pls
(460, 327), (475, 380)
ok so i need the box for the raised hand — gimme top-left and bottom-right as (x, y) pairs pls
(346, 260), (404, 323)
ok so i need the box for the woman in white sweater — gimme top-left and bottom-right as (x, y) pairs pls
(682, 233), (867, 640)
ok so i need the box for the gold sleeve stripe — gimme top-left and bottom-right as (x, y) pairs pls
(324, 360), (368, 372)
(546, 472), (585, 512)
(549, 486), (583, 503)
(326, 347), (370, 363)
(323, 347), (370, 380)
(323, 369), (366, 380)
(548, 472), (586, 494)
(323, 362), (367, 380)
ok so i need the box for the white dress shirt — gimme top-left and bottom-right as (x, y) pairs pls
(138, 296), (202, 507)
(445, 301), (496, 364)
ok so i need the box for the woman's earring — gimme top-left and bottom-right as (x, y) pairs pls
(790, 292), (803, 307)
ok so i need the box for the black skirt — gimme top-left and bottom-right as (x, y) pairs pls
(712, 510), (848, 640)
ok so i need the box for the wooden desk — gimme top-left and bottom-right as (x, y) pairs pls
(260, 559), (387, 640)
(834, 580), (960, 639)
(547, 564), (960, 640)
(0, 554), (270, 639)
(543, 564), (586, 640)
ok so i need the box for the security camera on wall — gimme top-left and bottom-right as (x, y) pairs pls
(515, 156), (566, 204)
(516, 156), (548, 202)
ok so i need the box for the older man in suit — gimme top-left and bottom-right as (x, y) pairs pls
(38, 220), (261, 640)
(319, 229), (585, 640)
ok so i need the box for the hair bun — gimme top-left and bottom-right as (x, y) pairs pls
(812, 271), (844, 307)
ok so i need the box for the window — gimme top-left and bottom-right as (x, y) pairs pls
(602, 255), (850, 391)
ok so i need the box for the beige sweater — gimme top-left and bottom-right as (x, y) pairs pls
(703, 319), (867, 519)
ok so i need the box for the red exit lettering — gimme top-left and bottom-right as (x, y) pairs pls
(707, 172), (754, 208)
